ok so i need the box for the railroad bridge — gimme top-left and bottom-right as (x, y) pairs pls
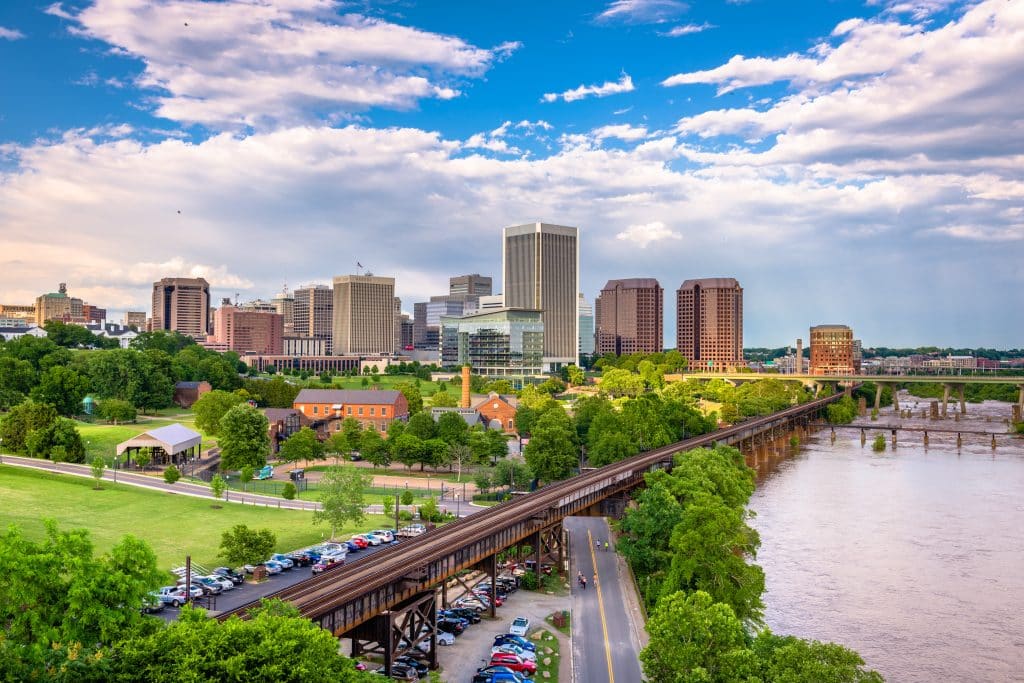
(217, 392), (843, 674)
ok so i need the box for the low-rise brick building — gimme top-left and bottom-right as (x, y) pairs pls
(292, 388), (409, 434)
(471, 392), (519, 434)
(173, 380), (212, 408)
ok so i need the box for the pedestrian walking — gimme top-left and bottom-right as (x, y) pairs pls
(604, 541), (609, 551)
(581, 577), (587, 590)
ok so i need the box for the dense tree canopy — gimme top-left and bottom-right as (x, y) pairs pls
(218, 404), (270, 471)
(192, 389), (249, 436)
(315, 466), (372, 539)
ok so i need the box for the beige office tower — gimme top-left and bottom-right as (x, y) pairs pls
(272, 286), (295, 335)
(332, 275), (396, 355)
(810, 325), (855, 375)
(124, 311), (147, 329)
(293, 284), (333, 354)
(151, 277), (210, 338)
(502, 222), (579, 369)
(676, 278), (744, 372)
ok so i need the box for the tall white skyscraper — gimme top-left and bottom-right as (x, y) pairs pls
(502, 222), (579, 369)
(332, 275), (396, 355)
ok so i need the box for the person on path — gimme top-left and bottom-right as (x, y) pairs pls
(581, 577), (587, 590)
(604, 541), (609, 551)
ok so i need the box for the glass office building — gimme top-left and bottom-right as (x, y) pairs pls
(440, 308), (544, 377)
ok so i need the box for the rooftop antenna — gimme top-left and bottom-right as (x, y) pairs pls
(234, 292), (239, 306)
(356, 261), (365, 276)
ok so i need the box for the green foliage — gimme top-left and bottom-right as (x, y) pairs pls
(1016, 422), (1024, 435)
(218, 404), (270, 471)
(519, 571), (539, 590)
(599, 368), (646, 397)
(90, 456), (106, 488)
(281, 482), (297, 500)
(278, 426), (325, 466)
(826, 395), (858, 424)
(242, 376), (301, 408)
(406, 412), (437, 440)
(97, 398), (137, 424)
(134, 448), (152, 470)
(904, 381), (1019, 403)
(26, 417), (86, 463)
(537, 376), (567, 395)
(0, 522), (163, 677)
(752, 631), (885, 683)
(30, 365), (90, 416)
(130, 330), (194, 354)
(219, 524), (276, 567)
(43, 320), (117, 349)
(239, 465), (254, 490)
(854, 382), (893, 409)
(314, 466), (373, 538)
(484, 379), (514, 394)
(392, 432), (423, 470)
(872, 434), (887, 452)
(566, 364), (585, 386)
(0, 355), (37, 409)
(163, 465), (181, 484)
(400, 489), (415, 506)
(359, 427), (390, 467)
(641, 591), (758, 683)
(192, 389), (248, 436)
(398, 510), (414, 521)
(437, 411), (470, 445)
(396, 382), (424, 415)
(790, 435), (800, 448)
(418, 496), (442, 522)
(382, 494), (394, 517)
(210, 474), (226, 500)
(494, 459), (532, 490)
(524, 407), (578, 483)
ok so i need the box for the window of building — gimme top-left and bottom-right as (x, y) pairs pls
(358, 407), (363, 415)
(312, 405), (318, 415)
(346, 406), (352, 415)
(369, 407), (375, 416)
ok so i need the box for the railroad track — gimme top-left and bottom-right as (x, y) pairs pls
(218, 392), (839, 623)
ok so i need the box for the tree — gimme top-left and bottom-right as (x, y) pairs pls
(314, 466), (373, 539)
(110, 600), (374, 682)
(30, 365), (90, 416)
(163, 465), (181, 484)
(400, 488), (414, 506)
(91, 456), (106, 489)
(240, 465), (254, 491)
(599, 368), (645, 398)
(192, 390), (248, 436)
(0, 522), (163, 677)
(484, 379), (514, 394)
(382, 494), (394, 517)
(134, 447), (152, 470)
(437, 411), (469, 445)
(752, 631), (884, 683)
(218, 524), (277, 567)
(210, 474), (226, 500)
(827, 395), (858, 424)
(25, 417), (86, 462)
(360, 427), (390, 467)
(419, 496), (442, 523)
(523, 410), (578, 483)
(473, 470), (493, 494)
(278, 426), (324, 467)
(588, 429), (638, 467)
(392, 433), (423, 470)
(566, 364), (585, 386)
(282, 482), (297, 500)
(431, 390), (458, 407)
(406, 412), (437, 440)
(218, 404), (270, 472)
(98, 398), (137, 424)
(0, 400), (58, 453)
(618, 479), (686, 605)
(0, 356), (36, 410)
(640, 590), (758, 683)
(494, 459), (532, 490)
(448, 443), (473, 482)
(396, 382), (424, 415)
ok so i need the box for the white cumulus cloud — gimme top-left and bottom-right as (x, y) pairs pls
(543, 74), (634, 103)
(0, 26), (26, 40)
(615, 221), (681, 247)
(597, 0), (689, 24)
(661, 22), (715, 37)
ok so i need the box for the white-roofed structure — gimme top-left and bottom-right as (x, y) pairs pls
(116, 423), (203, 467)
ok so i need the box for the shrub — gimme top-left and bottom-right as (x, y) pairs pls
(400, 489), (414, 506)
(398, 510), (414, 521)
(872, 434), (887, 452)
(281, 482), (297, 500)
(519, 572), (539, 590)
(164, 465), (181, 484)
(788, 435), (799, 448)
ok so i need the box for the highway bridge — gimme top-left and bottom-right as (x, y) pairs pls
(217, 392), (844, 674)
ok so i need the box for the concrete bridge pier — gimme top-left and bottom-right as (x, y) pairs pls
(891, 429), (897, 448)
(874, 384), (883, 411)
(957, 433), (963, 448)
(942, 384), (951, 418)
(992, 434), (997, 450)
(958, 384), (967, 416)
(860, 429), (867, 447)
(923, 431), (929, 448)
(858, 396), (867, 417)
(1013, 404), (1022, 424)
(930, 401), (939, 420)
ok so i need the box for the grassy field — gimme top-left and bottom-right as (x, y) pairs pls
(74, 416), (218, 464)
(0, 465), (390, 572)
(530, 628), (562, 682)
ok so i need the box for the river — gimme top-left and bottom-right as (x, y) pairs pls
(749, 398), (1024, 682)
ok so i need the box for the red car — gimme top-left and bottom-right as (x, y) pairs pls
(489, 653), (536, 675)
(348, 535), (369, 549)
(474, 591), (503, 606)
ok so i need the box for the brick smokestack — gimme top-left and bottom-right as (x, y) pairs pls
(796, 338), (803, 374)
(461, 365), (471, 409)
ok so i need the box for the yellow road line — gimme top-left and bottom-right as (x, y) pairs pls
(587, 528), (615, 683)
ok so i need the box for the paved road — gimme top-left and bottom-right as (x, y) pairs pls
(565, 517), (644, 683)
(0, 454), (484, 517)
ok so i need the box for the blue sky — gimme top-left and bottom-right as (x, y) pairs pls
(1, 0), (1021, 347)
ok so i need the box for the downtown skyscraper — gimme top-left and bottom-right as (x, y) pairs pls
(502, 222), (579, 369)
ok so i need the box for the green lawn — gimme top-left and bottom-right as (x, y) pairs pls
(75, 416), (217, 464)
(530, 628), (562, 682)
(0, 465), (390, 572)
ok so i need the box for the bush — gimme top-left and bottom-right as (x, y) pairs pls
(826, 395), (857, 424)
(98, 398), (137, 424)
(519, 572), (539, 590)
(788, 435), (799, 448)
(164, 465), (181, 484)
(400, 489), (414, 506)
(872, 434), (887, 452)
(398, 510), (414, 521)
(281, 482), (297, 500)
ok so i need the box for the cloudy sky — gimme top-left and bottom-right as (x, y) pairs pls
(1, 0), (1021, 347)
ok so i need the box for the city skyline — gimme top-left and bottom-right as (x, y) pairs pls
(0, 1), (1021, 347)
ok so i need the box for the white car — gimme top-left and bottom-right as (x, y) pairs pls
(358, 533), (382, 546)
(207, 575), (234, 591)
(509, 616), (530, 637)
(371, 529), (395, 543)
(492, 643), (537, 661)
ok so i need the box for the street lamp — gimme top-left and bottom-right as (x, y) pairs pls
(455, 493), (460, 519)
(114, 454), (119, 483)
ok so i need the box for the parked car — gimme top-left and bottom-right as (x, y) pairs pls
(473, 666), (533, 683)
(206, 574), (234, 591)
(371, 529), (395, 543)
(157, 585), (200, 608)
(342, 540), (361, 553)
(436, 619), (465, 635)
(522, 560), (552, 575)
(213, 567), (245, 584)
(287, 550), (316, 567)
(358, 533), (382, 546)
(394, 657), (428, 678)
(491, 643), (537, 661)
(349, 535), (369, 549)
(372, 665), (417, 680)
(442, 607), (481, 623)
(397, 524), (426, 537)
(269, 554), (294, 569)
(140, 591), (165, 614)
(472, 590), (502, 606)
(179, 576), (222, 595)
(312, 554), (345, 574)
(489, 653), (536, 675)
(263, 560), (284, 574)
(454, 597), (487, 612)
(493, 634), (536, 652)
(509, 616), (530, 637)
(437, 613), (469, 629)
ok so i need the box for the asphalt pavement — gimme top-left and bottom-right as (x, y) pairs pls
(565, 517), (644, 683)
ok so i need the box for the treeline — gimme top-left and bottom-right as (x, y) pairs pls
(667, 377), (813, 424)
(0, 522), (375, 681)
(619, 445), (883, 682)
(866, 346), (1023, 360)
(903, 382), (1020, 403)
